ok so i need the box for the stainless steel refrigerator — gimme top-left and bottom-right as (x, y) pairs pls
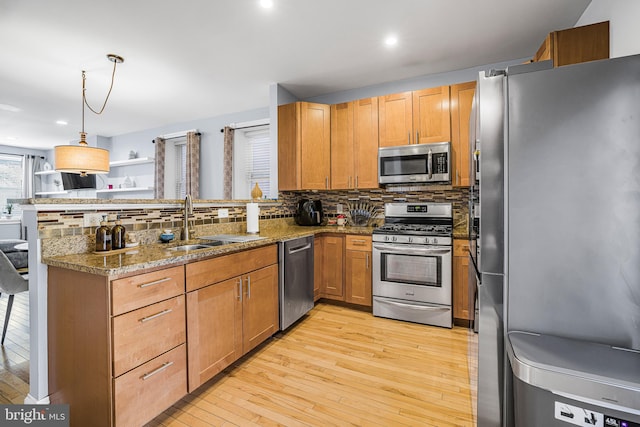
(474, 55), (640, 426)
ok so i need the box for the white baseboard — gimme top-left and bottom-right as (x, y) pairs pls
(24, 394), (50, 405)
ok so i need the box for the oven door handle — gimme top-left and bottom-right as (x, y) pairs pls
(377, 298), (450, 311)
(373, 243), (451, 256)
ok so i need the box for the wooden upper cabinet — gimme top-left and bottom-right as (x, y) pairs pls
(331, 98), (379, 190)
(379, 87), (450, 147)
(353, 97), (379, 189)
(413, 86), (451, 144)
(533, 21), (609, 67)
(278, 101), (331, 191)
(330, 102), (354, 189)
(450, 81), (476, 187)
(378, 92), (413, 147)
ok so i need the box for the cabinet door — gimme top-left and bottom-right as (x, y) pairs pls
(353, 97), (379, 189)
(242, 264), (279, 354)
(330, 102), (354, 189)
(453, 240), (473, 321)
(186, 276), (243, 391)
(413, 86), (451, 144)
(314, 236), (324, 301)
(345, 250), (372, 307)
(450, 81), (476, 187)
(378, 92), (413, 147)
(277, 102), (301, 191)
(300, 102), (331, 190)
(323, 235), (344, 299)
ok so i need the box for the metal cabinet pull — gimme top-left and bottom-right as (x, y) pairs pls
(138, 277), (171, 289)
(355, 176), (359, 188)
(352, 239), (366, 245)
(366, 253), (369, 269)
(407, 131), (411, 145)
(139, 309), (172, 323)
(237, 278), (242, 301)
(142, 361), (174, 380)
(246, 276), (251, 298)
(416, 131), (420, 144)
(325, 176), (329, 189)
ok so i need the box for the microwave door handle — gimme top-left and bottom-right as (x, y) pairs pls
(427, 149), (433, 179)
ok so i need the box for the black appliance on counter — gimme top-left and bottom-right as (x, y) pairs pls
(294, 199), (323, 226)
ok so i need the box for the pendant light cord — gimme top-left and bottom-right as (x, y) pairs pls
(83, 59), (119, 116)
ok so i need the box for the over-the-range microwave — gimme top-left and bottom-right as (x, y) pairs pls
(378, 142), (451, 185)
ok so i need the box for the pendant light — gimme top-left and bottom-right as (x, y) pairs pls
(55, 54), (124, 176)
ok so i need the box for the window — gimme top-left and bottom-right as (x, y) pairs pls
(233, 125), (272, 199)
(0, 154), (23, 216)
(163, 137), (187, 199)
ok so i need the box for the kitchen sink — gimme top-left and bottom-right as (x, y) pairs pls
(167, 241), (225, 251)
(199, 234), (267, 243)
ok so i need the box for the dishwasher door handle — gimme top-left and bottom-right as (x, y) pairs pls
(288, 243), (312, 255)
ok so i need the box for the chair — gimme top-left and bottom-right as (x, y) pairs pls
(0, 250), (29, 345)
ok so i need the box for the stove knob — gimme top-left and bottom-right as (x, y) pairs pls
(385, 236), (391, 242)
(424, 237), (430, 244)
(408, 237), (413, 243)
(392, 236), (398, 242)
(433, 238), (438, 244)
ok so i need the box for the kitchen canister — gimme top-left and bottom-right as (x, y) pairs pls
(246, 202), (260, 234)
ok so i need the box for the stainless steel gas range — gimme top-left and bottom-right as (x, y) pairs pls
(372, 202), (453, 328)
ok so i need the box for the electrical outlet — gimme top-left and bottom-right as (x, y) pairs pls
(217, 208), (229, 218)
(83, 213), (102, 227)
(336, 203), (343, 214)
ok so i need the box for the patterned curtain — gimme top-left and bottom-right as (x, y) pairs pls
(154, 137), (166, 199)
(223, 126), (234, 199)
(23, 155), (42, 198)
(185, 131), (200, 199)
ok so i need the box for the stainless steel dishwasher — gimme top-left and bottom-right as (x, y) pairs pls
(279, 236), (314, 330)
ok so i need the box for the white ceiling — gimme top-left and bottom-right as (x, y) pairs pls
(0, 0), (591, 151)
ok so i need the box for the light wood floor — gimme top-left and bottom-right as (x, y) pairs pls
(0, 297), (478, 426)
(0, 291), (30, 404)
(148, 303), (478, 427)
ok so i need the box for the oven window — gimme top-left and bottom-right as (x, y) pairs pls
(381, 253), (441, 287)
(381, 156), (427, 176)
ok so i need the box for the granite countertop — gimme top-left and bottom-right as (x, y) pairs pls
(43, 225), (375, 278)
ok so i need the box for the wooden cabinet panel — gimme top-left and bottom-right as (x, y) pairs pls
(330, 102), (354, 189)
(111, 265), (184, 315)
(242, 264), (279, 354)
(323, 235), (344, 299)
(278, 102), (331, 190)
(300, 102), (331, 189)
(114, 344), (187, 427)
(345, 235), (372, 307)
(450, 81), (476, 187)
(413, 86), (451, 144)
(186, 245), (278, 291)
(112, 295), (186, 377)
(453, 239), (473, 321)
(353, 97), (379, 189)
(378, 92), (413, 147)
(533, 21), (609, 67)
(186, 276), (242, 391)
(314, 236), (324, 301)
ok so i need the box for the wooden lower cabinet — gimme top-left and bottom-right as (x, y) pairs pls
(453, 239), (474, 322)
(322, 235), (345, 300)
(345, 235), (372, 307)
(48, 265), (187, 427)
(186, 246), (279, 391)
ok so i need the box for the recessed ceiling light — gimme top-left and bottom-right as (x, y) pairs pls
(0, 104), (21, 113)
(260, 0), (273, 8)
(384, 35), (398, 47)
(56, 120), (68, 126)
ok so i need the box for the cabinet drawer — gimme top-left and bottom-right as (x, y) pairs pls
(345, 235), (372, 251)
(112, 265), (184, 315)
(454, 240), (470, 257)
(112, 295), (186, 377)
(114, 344), (187, 427)
(186, 245), (278, 292)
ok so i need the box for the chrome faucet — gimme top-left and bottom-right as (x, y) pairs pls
(182, 194), (193, 240)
